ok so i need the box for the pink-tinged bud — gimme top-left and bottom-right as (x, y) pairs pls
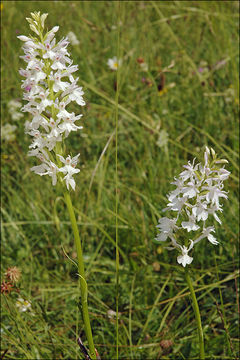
(19, 69), (28, 77)
(17, 35), (30, 42)
(25, 85), (32, 92)
(215, 159), (229, 164)
(52, 26), (59, 33)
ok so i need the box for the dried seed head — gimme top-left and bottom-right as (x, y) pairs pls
(1, 281), (13, 294)
(5, 266), (21, 283)
(152, 261), (161, 272)
(160, 339), (173, 349)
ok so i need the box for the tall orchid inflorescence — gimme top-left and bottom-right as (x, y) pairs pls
(155, 147), (230, 267)
(18, 12), (85, 191)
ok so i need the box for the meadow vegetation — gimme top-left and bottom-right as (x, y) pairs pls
(1, 1), (239, 359)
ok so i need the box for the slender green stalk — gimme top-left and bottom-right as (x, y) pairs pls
(64, 191), (96, 360)
(115, 2), (121, 359)
(185, 267), (205, 360)
(214, 255), (233, 356)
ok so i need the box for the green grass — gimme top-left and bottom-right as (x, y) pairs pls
(1, 1), (239, 359)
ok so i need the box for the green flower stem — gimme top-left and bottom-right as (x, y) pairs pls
(36, 21), (96, 358)
(64, 191), (96, 360)
(185, 267), (205, 360)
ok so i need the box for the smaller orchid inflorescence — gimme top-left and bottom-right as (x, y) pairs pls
(155, 147), (230, 267)
(18, 12), (85, 191)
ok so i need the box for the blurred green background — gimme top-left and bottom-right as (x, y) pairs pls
(1, 1), (239, 359)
